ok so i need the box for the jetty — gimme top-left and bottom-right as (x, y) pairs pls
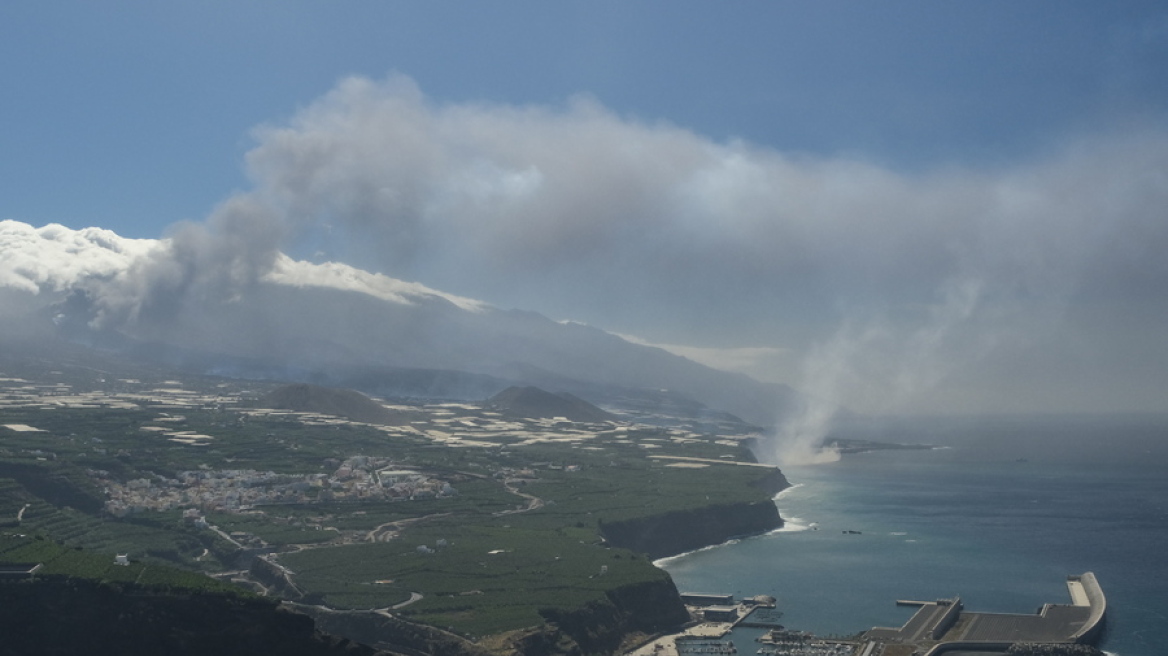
(859, 572), (1106, 655)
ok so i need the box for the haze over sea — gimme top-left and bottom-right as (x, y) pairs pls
(659, 414), (1168, 656)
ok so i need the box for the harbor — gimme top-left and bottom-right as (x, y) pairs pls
(625, 574), (1106, 656)
(626, 592), (861, 656)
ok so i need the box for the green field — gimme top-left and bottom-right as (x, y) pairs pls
(0, 373), (780, 639)
(0, 532), (248, 595)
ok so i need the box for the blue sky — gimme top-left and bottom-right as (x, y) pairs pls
(5, 1), (1166, 236)
(3, 2), (1168, 415)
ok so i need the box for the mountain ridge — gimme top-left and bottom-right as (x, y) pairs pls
(0, 221), (798, 427)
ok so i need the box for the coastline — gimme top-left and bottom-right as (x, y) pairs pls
(651, 470), (1114, 656)
(601, 466), (789, 561)
(652, 538), (745, 569)
(770, 483), (814, 533)
(652, 486), (807, 568)
(654, 426), (1163, 655)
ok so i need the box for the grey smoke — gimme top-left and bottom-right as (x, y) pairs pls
(20, 74), (1168, 422)
(236, 77), (1168, 318)
(86, 194), (285, 336)
(765, 277), (990, 465)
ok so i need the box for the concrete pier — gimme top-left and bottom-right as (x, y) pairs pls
(864, 572), (1107, 655)
(1067, 572), (1107, 643)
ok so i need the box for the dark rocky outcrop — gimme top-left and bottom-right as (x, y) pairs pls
(599, 500), (784, 561)
(534, 578), (690, 656)
(486, 387), (615, 423)
(750, 469), (792, 496)
(0, 577), (387, 656)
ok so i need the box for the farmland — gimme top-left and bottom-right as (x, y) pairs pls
(0, 363), (783, 639)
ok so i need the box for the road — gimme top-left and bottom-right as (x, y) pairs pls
(366, 512), (451, 543)
(493, 480), (544, 516)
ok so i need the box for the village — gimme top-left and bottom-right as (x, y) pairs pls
(94, 455), (458, 517)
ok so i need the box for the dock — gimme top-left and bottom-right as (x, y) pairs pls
(862, 572), (1107, 655)
(625, 593), (784, 656)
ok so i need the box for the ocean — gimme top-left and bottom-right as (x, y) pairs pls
(657, 414), (1168, 656)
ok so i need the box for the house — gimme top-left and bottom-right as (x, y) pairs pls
(702, 606), (740, 622)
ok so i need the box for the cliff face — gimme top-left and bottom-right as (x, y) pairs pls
(0, 578), (382, 656)
(599, 468), (788, 561)
(753, 469), (792, 496)
(599, 500), (784, 561)
(515, 577), (690, 656)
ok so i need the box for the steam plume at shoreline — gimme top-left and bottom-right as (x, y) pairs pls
(763, 277), (988, 466)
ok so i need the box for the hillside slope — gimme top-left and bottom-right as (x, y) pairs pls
(257, 383), (414, 425)
(486, 386), (615, 423)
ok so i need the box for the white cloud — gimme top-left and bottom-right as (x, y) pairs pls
(0, 220), (486, 315)
(264, 255), (487, 313)
(0, 220), (158, 294)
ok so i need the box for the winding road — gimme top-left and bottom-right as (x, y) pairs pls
(494, 480), (544, 516)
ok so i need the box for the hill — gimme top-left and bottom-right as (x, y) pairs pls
(257, 384), (413, 426)
(486, 386), (616, 423)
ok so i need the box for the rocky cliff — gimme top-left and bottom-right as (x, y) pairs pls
(599, 501), (783, 560)
(532, 577), (691, 656)
(597, 469), (789, 561)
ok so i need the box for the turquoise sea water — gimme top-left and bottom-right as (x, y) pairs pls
(658, 415), (1168, 656)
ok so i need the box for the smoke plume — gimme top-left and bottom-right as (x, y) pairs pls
(763, 278), (990, 465)
(4, 74), (1168, 420)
